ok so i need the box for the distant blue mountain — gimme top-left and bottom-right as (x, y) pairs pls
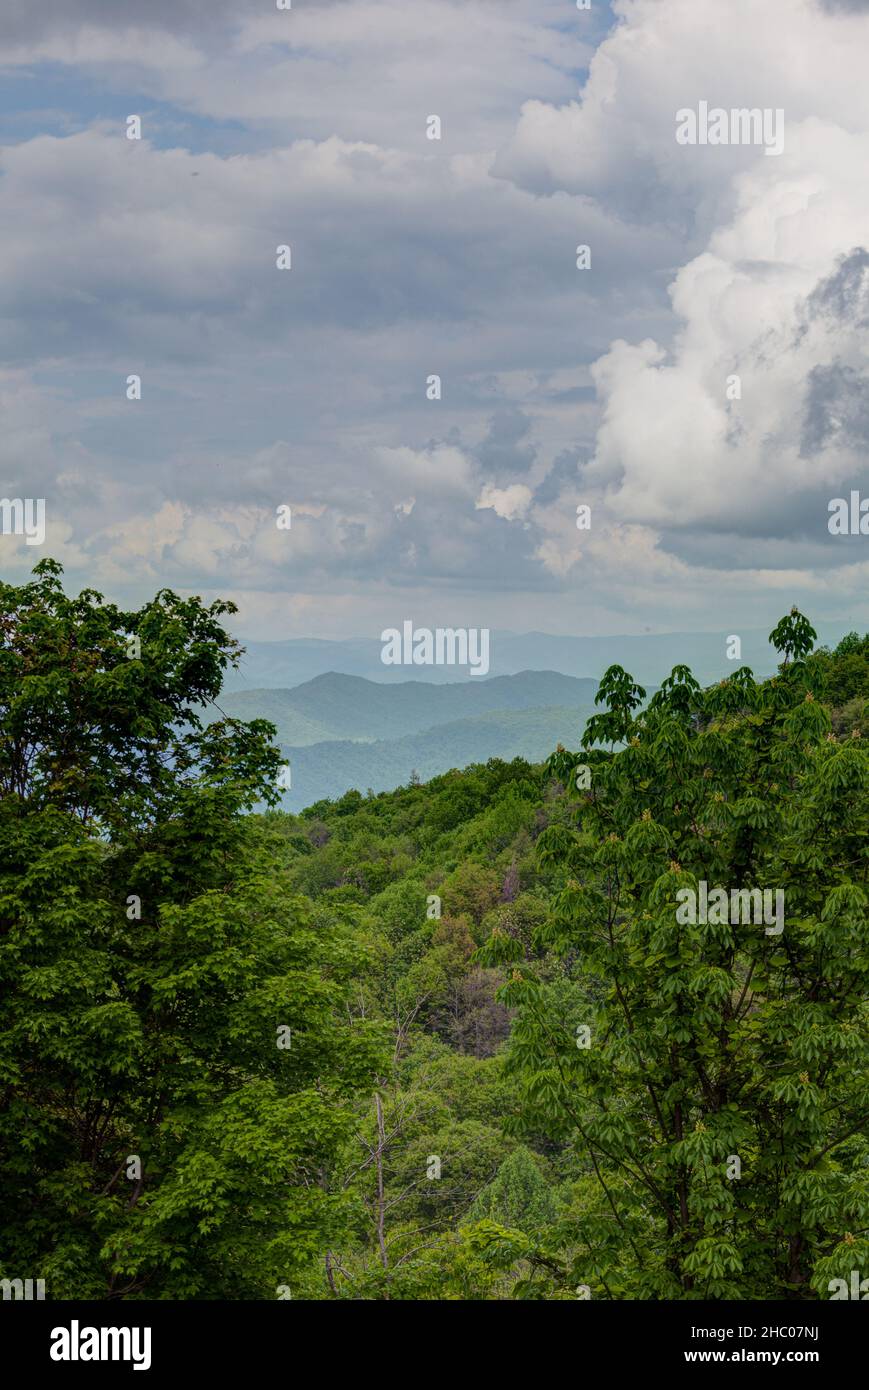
(216, 669), (598, 744)
(223, 623), (850, 693)
(212, 670), (599, 810)
(215, 624), (854, 810)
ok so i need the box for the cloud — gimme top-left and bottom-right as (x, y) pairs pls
(475, 482), (533, 520)
(0, 109), (672, 616)
(0, 1), (596, 154)
(496, 0), (869, 612)
(494, 0), (869, 218)
(2, 0), (869, 642)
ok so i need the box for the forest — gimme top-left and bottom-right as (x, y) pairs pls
(1, 560), (867, 1300)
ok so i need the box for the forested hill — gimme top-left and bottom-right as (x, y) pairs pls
(2, 569), (867, 1303)
(250, 748), (570, 1296)
(239, 626), (869, 1298)
(211, 670), (599, 809)
(219, 669), (599, 743)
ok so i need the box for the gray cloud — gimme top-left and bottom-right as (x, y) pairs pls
(2, 0), (869, 644)
(804, 247), (869, 326)
(801, 363), (869, 456)
(533, 447), (585, 507)
(473, 407), (537, 484)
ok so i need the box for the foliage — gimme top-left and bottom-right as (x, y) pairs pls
(0, 563), (385, 1298)
(3, 568), (865, 1301)
(480, 609), (868, 1299)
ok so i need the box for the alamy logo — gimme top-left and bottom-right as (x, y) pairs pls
(0, 497), (45, 546)
(381, 622), (490, 677)
(675, 103), (784, 156)
(828, 1271), (869, 1299)
(676, 881), (784, 936)
(50, 1320), (151, 1371)
(828, 491), (869, 535)
(0, 1277), (44, 1300)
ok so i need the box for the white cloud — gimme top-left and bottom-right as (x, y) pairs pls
(494, 0), (869, 212)
(475, 482), (533, 520)
(495, 0), (869, 556)
(3, 0), (869, 639)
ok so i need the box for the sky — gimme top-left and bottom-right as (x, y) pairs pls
(1, 0), (869, 643)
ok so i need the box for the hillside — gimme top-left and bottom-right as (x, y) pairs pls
(3, 566), (867, 1305)
(206, 670), (599, 807)
(254, 625), (869, 1299)
(274, 704), (595, 810)
(214, 669), (599, 744)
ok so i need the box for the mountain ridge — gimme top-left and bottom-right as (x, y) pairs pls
(206, 669), (600, 809)
(273, 703), (596, 810)
(213, 669), (599, 746)
(222, 622), (851, 691)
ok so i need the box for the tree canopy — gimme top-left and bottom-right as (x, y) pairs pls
(1, 569), (866, 1301)
(0, 561), (385, 1298)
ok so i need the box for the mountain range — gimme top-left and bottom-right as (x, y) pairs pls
(213, 621), (853, 810)
(222, 622), (848, 692)
(210, 670), (598, 811)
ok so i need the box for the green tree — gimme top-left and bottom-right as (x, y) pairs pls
(483, 610), (869, 1299)
(469, 1145), (557, 1233)
(0, 562), (385, 1299)
(806, 631), (869, 708)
